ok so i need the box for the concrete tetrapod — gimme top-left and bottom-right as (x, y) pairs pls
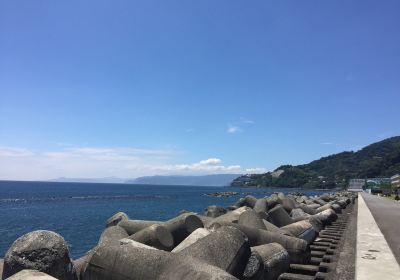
(128, 224), (174, 251)
(72, 247), (98, 280)
(279, 220), (317, 245)
(279, 198), (297, 213)
(265, 196), (279, 210)
(2, 230), (77, 280)
(261, 220), (293, 236)
(242, 251), (264, 280)
(330, 203), (342, 214)
(234, 195), (258, 208)
(315, 203), (333, 212)
(238, 209), (267, 230)
(118, 219), (160, 235)
(290, 208), (310, 219)
(253, 198), (268, 213)
(82, 243), (238, 280)
(206, 206), (251, 228)
(314, 208), (338, 225)
(105, 212), (129, 228)
(252, 243), (290, 280)
(204, 205), (227, 218)
(119, 213), (203, 247)
(162, 213), (204, 246)
(98, 225), (128, 246)
(297, 204), (317, 215)
(119, 238), (159, 250)
(268, 205), (294, 227)
(228, 224), (309, 264)
(177, 226), (251, 278)
(5, 269), (58, 280)
(171, 228), (210, 253)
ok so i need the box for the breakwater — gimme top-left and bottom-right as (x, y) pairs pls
(0, 191), (356, 280)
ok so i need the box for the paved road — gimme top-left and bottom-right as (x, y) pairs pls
(361, 193), (400, 264)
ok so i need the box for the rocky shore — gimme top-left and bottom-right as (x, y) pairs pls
(0, 191), (356, 280)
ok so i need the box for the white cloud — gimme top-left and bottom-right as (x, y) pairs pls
(245, 167), (268, 174)
(199, 158), (221, 165)
(321, 142), (334, 145)
(227, 125), (241, 134)
(0, 146), (266, 180)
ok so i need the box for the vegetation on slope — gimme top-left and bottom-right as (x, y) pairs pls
(231, 136), (400, 188)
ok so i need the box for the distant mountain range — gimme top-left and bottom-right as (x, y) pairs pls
(231, 136), (400, 189)
(50, 174), (242, 186)
(126, 174), (242, 186)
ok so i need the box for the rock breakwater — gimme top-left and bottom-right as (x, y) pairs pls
(1, 191), (356, 280)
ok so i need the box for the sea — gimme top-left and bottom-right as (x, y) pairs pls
(0, 180), (328, 259)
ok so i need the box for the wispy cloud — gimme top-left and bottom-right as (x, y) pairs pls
(227, 117), (255, 134)
(320, 142), (334, 145)
(0, 146), (35, 157)
(239, 117), (255, 124)
(0, 145), (266, 180)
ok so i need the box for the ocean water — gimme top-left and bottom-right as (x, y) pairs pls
(0, 180), (327, 259)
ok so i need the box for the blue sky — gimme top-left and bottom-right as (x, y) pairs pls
(1, 0), (400, 180)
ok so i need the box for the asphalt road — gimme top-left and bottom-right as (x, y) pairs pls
(361, 193), (400, 264)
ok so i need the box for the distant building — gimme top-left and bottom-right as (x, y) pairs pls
(366, 178), (392, 195)
(391, 174), (400, 192)
(348, 179), (365, 192)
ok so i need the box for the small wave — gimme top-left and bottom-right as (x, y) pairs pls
(0, 198), (27, 203)
(0, 194), (170, 204)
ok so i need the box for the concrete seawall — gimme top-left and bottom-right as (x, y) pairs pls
(356, 193), (400, 280)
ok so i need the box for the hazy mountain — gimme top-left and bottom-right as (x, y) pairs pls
(126, 174), (242, 186)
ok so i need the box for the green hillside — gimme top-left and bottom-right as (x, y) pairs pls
(231, 136), (400, 188)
